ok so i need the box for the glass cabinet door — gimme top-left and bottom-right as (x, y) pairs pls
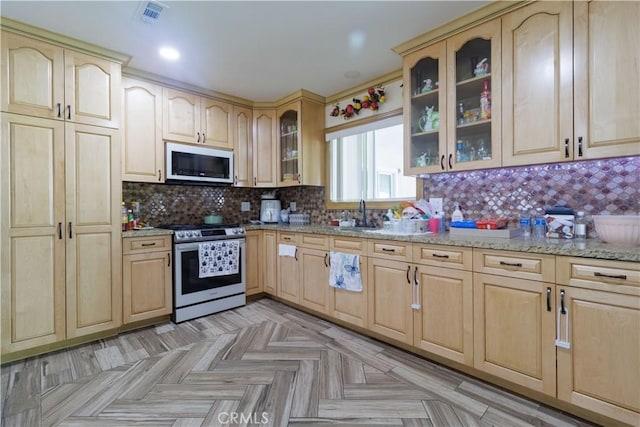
(278, 108), (299, 184)
(404, 41), (447, 174)
(447, 20), (501, 171)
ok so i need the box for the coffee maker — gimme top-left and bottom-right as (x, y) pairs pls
(260, 192), (281, 223)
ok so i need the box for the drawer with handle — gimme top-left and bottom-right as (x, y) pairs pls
(413, 244), (472, 270)
(123, 235), (172, 254)
(278, 232), (300, 245)
(473, 249), (555, 282)
(368, 239), (412, 261)
(556, 256), (639, 295)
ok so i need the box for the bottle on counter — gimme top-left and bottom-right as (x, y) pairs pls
(574, 211), (587, 239)
(533, 208), (546, 239)
(519, 210), (532, 238)
(126, 209), (135, 231)
(452, 203), (464, 222)
(121, 201), (128, 232)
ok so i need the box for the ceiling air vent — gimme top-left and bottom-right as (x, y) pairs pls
(136, 0), (168, 24)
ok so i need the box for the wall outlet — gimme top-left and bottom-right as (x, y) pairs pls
(240, 201), (250, 212)
(429, 197), (443, 215)
(289, 202), (297, 212)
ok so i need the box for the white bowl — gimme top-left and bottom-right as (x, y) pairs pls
(593, 215), (640, 246)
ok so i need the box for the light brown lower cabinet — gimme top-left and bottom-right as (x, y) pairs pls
(367, 257), (414, 345)
(277, 232), (301, 304)
(555, 257), (640, 426)
(245, 230), (262, 296)
(122, 235), (172, 324)
(299, 247), (330, 313)
(328, 237), (368, 328)
(262, 231), (277, 295)
(473, 272), (557, 397)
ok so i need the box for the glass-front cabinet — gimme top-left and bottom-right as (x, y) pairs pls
(404, 41), (447, 175)
(404, 20), (501, 173)
(278, 106), (300, 185)
(446, 20), (501, 171)
(276, 95), (324, 187)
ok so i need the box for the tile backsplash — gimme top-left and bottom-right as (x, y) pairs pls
(124, 156), (639, 232)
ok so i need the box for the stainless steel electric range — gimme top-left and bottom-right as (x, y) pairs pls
(159, 224), (246, 323)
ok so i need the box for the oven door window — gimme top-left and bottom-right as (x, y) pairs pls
(179, 246), (242, 294)
(171, 150), (230, 179)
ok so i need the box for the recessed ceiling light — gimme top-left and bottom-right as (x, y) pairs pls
(159, 47), (180, 61)
(344, 70), (360, 79)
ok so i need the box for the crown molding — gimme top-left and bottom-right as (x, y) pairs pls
(0, 17), (130, 64)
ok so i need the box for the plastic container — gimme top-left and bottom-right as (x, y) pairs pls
(452, 204), (464, 222)
(574, 211), (587, 239)
(519, 211), (532, 238)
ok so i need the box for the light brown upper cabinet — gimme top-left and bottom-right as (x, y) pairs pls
(252, 108), (278, 187)
(122, 77), (164, 182)
(276, 96), (325, 186)
(232, 105), (253, 187)
(403, 20), (501, 173)
(163, 87), (232, 149)
(502, 1), (639, 166)
(1, 31), (121, 129)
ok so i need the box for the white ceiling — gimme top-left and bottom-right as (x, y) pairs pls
(0, 1), (488, 102)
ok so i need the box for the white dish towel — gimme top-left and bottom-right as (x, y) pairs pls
(278, 244), (297, 257)
(329, 252), (362, 292)
(198, 240), (240, 278)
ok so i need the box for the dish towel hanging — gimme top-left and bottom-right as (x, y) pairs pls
(198, 240), (240, 278)
(278, 244), (297, 257)
(329, 252), (362, 292)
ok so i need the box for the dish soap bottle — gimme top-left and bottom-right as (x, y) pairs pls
(452, 203), (464, 222)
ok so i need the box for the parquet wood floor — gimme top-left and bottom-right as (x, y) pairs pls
(1, 298), (597, 426)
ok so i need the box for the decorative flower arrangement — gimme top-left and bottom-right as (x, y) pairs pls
(330, 86), (386, 119)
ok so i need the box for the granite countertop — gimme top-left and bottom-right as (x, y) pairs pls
(244, 224), (639, 262)
(122, 228), (174, 238)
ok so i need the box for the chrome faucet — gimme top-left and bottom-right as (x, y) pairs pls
(358, 199), (367, 227)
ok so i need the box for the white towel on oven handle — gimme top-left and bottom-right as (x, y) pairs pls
(198, 240), (240, 278)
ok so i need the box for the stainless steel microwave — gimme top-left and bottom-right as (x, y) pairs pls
(166, 142), (234, 184)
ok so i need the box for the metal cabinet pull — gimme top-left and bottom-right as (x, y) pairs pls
(440, 155), (445, 170)
(234, 176), (238, 186)
(294, 248), (298, 261)
(57, 103), (62, 118)
(68, 222), (73, 239)
(324, 253), (328, 267)
(283, 236), (291, 241)
(66, 105), (71, 120)
(406, 265), (411, 283)
(432, 253), (449, 259)
(594, 271), (627, 281)
(58, 222), (62, 239)
(560, 289), (566, 314)
(546, 287), (551, 312)
(141, 242), (156, 247)
(413, 266), (418, 285)
(254, 177), (257, 186)
(564, 138), (570, 158)
(202, 133), (205, 143)
(448, 153), (453, 169)
(196, 132), (200, 143)
(167, 253), (171, 267)
(577, 136), (583, 157)
(381, 247), (396, 253)
(158, 169), (162, 181)
(499, 261), (522, 268)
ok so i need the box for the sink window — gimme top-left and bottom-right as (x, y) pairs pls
(328, 114), (417, 204)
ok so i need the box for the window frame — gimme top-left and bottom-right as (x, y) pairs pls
(324, 109), (421, 210)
